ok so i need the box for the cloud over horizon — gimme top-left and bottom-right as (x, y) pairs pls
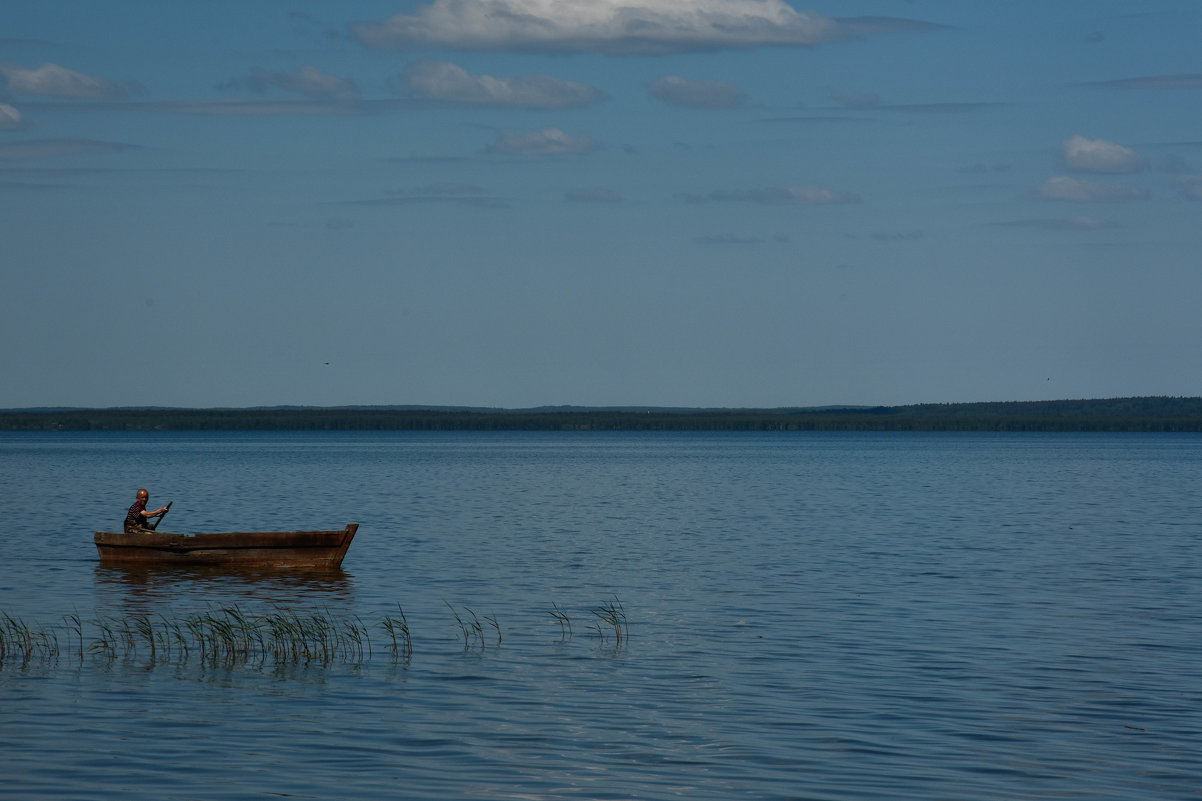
(219, 65), (359, 105)
(1178, 174), (1202, 201)
(351, 0), (941, 54)
(0, 103), (26, 130)
(1034, 176), (1146, 203)
(1061, 135), (1144, 174)
(679, 185), (860, 205)
(488, 127), (599, 156)
(649, 75), (746, 109)
(0, 63), (139, 100)
(396, 61), (604, 108)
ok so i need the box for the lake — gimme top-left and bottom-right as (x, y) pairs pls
(1, 431), (1199, 800)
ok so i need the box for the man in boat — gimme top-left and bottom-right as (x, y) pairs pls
(124, 489), (169, 533)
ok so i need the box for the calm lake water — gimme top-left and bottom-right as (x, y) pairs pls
(1, 431), (1199, 800)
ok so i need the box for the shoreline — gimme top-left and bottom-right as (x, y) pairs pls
(4, 397), (1202, 432)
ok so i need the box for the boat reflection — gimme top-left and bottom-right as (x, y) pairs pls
(94, 563), (355, 611)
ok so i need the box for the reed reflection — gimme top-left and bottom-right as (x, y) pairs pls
(94, 564), (355, 613)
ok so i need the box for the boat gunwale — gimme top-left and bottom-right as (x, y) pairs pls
(93, 524), (358, 567)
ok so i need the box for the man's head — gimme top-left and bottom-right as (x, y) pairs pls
(136, 489), (148, 502)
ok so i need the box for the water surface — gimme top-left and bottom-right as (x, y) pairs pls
(1, 432), (1199, 799)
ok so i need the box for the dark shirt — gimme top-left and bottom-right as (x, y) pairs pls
(124, 499), (147, 531)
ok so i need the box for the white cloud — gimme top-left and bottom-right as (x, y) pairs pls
(1034, 176), (1146, 203)
(488, 128), (599, 156)
(648, 76), (746, 109)
(153, 100), (357, 116)
(0, 103), (25, 130)
(223, 66), (358, 105)
(397, 61), (603, 108)
(1177, 175), (1202, 201)
(351, 0), (937, 54)
(1061, 135), (1144, 174)
(679, 186), (860, 205)
(0, 63), (137, 99)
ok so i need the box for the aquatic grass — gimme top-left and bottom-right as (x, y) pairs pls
(203, 610), (245, 664)
(445, 601), (484, 649)
(268, 608), (339, 664)
(75, 607), (372, 667)
(131, 613), (156, 662)
(89, 615), (120, 658)
(484, 611), (501, 646)
(442, 603), (503, 649)
(2, 599), (632, 670)
(63, 612), (84, 662)
(548, 602), (573, 639)
(219, 606), (261, 661)
(160, 613), (190, 661)
(590, 596), (628, 646)
(342, 615), (371, 661)
(381, 605), (412, 660)
(183, 615), (209, 661)
(1, 611), (60, 667)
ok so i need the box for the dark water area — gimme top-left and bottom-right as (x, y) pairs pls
(1, 431), (1199, 799)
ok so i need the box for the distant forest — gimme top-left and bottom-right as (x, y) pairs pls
(5, 397), (1202, 432)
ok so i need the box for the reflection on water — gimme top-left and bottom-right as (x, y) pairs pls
(93, 564), (355, 612)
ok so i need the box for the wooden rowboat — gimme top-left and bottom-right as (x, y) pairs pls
(94, 524), (358, 568)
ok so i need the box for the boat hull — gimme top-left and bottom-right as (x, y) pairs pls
(94, 524), (357, 568)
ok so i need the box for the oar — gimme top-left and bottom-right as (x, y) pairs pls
(148, 500), (172, 531)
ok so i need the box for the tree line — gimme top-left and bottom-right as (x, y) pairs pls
(4, 397), (1202, 432)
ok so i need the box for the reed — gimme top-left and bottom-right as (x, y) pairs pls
(63, 613), (83, 662)
(2, 598), (633, 669)
(444, 601), (480, 649)
(548, 602), (573, 639)
(2, 612), (39, 666)
(590, 596), (628, 646)
(72, 607), (375, 667)
(484, 611), (501, 646)
(344, 615), (371, 661)
(219, 606), (261, 661)
(131, 613), (156, 662)
(443, 603), (502, 649)
(89, 615), (117, 658)
(465, 606), (481, 646)
(381, 605), (412, 660)
(0, 612), (63, 666)
(161, 614), (190, 661)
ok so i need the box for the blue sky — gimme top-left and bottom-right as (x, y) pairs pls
(3, 1), (1201, 409)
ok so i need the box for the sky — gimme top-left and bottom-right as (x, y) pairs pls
(2, 1), (1201, 409)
